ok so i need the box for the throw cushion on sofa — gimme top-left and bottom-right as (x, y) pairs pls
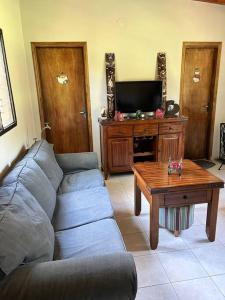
(54, 218), (126, 260)
(52, 187), (114, 231)
(25, 140), (63, 191)
(58, 169), (104, 194)
(0, 182), (54, 275)
(2, 159), (56, 220)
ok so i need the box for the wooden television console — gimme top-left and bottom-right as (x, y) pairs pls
(99, 116), (188, 179)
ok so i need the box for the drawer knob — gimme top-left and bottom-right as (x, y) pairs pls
(183, 195), (188, 199)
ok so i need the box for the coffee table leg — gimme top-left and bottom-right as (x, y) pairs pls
(134, 175), (141, 216)
(206, 188), (219, 242)
(150, 195), (160, 250)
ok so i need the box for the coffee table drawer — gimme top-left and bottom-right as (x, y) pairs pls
(159, 122), (183, 134)
(164, 190), (208, 206)
(108, 126), (132, 137)
(134, 124), (158, 136)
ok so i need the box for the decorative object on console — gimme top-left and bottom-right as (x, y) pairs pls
(219, 123), (225, 170)
(135, 110), (142, 119)
(156, 52), (167, 108)
(100, 106), (107, 119)
(165, 100), (180, 117)
(105, 53), (115, 119)
(114, 110), (124, 122)
(155, 108), (164, 119)
(168, 157), (183, 176)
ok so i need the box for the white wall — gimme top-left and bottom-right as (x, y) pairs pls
(19, 0), (225, 159)
(0, 0), (34, 173)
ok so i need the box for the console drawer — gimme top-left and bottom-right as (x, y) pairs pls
(159, 122), (183, 134)
(134, 124), (158, 136)
(107, 126), (133, 138)
(164, 190), (208, 206)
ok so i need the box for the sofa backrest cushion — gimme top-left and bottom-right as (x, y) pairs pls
(0, 182), (55, 276)
(25, 140), (63, 191)
(2, 159), (56, 220)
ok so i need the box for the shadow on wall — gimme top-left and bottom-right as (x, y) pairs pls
(0, 145), (27, 182)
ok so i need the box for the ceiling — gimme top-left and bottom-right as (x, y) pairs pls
(194, 0), (225, 4)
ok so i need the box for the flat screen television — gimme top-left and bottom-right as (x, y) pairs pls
(115, 80), (162, 113)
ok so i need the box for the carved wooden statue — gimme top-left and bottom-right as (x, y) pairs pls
(156, 52), (167, 108)
(105, 53), (115, 118)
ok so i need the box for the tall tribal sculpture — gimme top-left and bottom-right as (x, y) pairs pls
(219, 123), (225, 170)
(105, 53), (115, 119)
(156, 52), (167, 108)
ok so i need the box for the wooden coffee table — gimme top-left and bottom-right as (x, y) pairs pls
(132, 160), (224, 250)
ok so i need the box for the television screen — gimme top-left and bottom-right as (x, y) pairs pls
(115, 81), (162, 113)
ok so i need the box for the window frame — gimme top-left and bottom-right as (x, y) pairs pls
(0, 28), (17, 136)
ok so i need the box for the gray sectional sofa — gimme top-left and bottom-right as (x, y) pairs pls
(0, 139), (137, 300)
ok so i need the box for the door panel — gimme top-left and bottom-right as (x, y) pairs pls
(108, 138), (133, 172)
(33, 44), (92, 153)
(158, 134), (182, 162)
(180, 44), (220, 159)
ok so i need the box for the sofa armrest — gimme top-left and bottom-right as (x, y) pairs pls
(55, 152), (98, 173)
(0, 253), (137, 300)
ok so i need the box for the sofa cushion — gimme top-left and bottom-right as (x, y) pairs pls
(58, 169), (104, 194)
(54, 218), (125, 260)
(2, 159), (56, 220)
(52, 187), (113, 231)
(0, 182), (54, 275)
(25, 140), (63, 191)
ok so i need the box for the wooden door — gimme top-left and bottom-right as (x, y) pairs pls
(180, 42), (221, 159)
(32, 42), (92, 153)
(108, 138), (133, 172)
(158, 133), (182, 161)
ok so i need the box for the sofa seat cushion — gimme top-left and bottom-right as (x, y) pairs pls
(54, 219), (125, 260)
(2, 159), (56, 220)
(52, 187), (113, 231)
(58, 169), (104, 194)
(25, 140), (63, 191)
(0, 182), (54, 276)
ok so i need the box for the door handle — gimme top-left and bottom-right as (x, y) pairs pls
(80, 108), (87, 118)
(202, 105), (209, 112)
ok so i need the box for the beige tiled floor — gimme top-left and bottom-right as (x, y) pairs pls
(105, 163), (225, 299)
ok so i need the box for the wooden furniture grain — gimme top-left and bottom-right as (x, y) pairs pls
(99, 116), (187, 179)
(180, 42), (221, 159)
(32, 42), (93, 153)
(132, 160), (224, 250)
(194, 0), (225, 4)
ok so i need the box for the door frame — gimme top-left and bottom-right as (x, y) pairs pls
(179, 41), (222, 159)
(31, 41), (93, 151)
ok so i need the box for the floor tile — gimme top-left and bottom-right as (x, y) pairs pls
(180, 224), (221, 248)
(158, 249), (207, 282)
(138, 214), (149, 232)
(134, 254), (169, 288)
(117, 216), (144, 235)
(123, 232), (151, 256)
(112, 200), (134, 219)
(212, 274), (225, 297)
(136, 284), (178, 300)
(192, 245), (225, 276)
(173, 277), (224, 300)
(193, 204), (207, 225)
(154, 229), (189, 253)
